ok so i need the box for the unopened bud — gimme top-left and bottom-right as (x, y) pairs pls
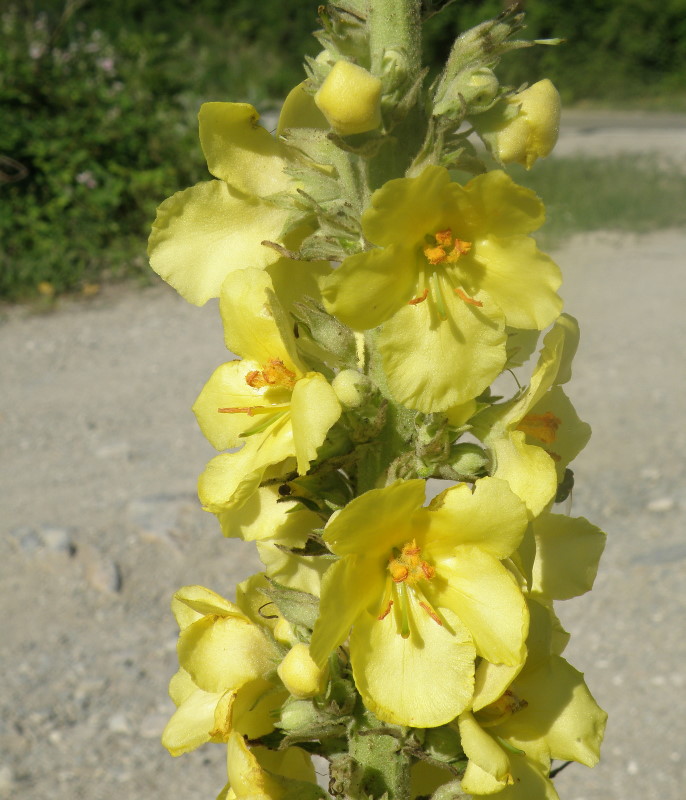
(434, 67), (499, 116)
(479, 79), (561, 169)
(277, 643), (328, 698)
(315, 61), (382, 136)
(332, 369), (368, 408)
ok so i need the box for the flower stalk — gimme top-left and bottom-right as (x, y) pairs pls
(147, 2), (607, 799)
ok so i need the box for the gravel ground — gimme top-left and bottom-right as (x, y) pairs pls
(1, 112), (685, 799)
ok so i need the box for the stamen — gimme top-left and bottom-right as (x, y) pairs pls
(418, 601), (443, 626)
(218, 406), (256, 415)
(454, 287), (483, 307)
(424, 244), (446, 265)
(377, 600), (393, 621)
(409, 288), (429, 306)
(245, 358), (297, 390)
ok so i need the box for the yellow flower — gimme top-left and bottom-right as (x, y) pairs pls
(472, 314), (590, 516)
(309, 477), (529, 727)
(149, 102), (300, 306)
(321, 165), (562, 411)
(161, 586), (285, 757)
(458, 600), (607, 798)
(194, 268), (341, 514)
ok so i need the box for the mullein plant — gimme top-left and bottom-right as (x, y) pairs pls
(148, 2), (607, 798)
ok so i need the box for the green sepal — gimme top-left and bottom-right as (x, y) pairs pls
(291, 297), (359, 367)
(262, 579), (321, 631)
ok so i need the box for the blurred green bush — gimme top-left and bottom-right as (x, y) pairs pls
(1, 0), (685, 300)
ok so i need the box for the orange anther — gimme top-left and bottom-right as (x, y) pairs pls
(424, 244), (446, 265)
(419, 601), (443, 626)
(389, 561), (409, 583)
(455, 288), (483, 307)
(409, 288), (429, 305)
(218, 406), (256, 415)
(421, 562), (436, 580)
(378, 600), (393, 621)
(434, 229), (453, 246)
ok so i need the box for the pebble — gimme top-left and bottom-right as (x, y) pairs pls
(646, 497), (675, 513)
(39, 526), (76, 555)
(107, 713), (131, 734)
(78, 545), (122, 594)
(0, 765), (14, 793)
(9, 525), (75, 555)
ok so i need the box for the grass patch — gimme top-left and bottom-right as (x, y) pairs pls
(510, 156), (686, 248)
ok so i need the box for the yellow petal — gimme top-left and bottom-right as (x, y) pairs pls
(488, 432), (558, 517)
(216, 485), (318, 544)
(321, 245), (417, 330)
(289, 373), (341, 474)
(350, 606), (475, 727)
(460, 170), (546, 238)
(171, 585), (245, 629)
(362, 165), (455, 248)
(531, 513), (606, 600)
(162, 685), (221, 756)
(178, 615), (280, 694)
(427, 547), (528, 666)
(309, 556), (382, 667)
(472, 660), (525, 713)
(219, 268), (301, 371)
(458, 711), (512, 786)
(257, 541), (331, 596)
(226, 732), (285, 799)
(168, 668), (196, 706)
(426, 478), (528, 560)
(322, 479), (426, 558)
(231, 678), (286, 739)
(193, 360), (284, 451)
(277, 81), (328, 135)
(148, 180), (286, 306)
(469, 236), (562, 330)
(378, 287), (506, 412)
(500, 656), (607, 768)
(198, 429), (295, 514)
(199, 102), (291, 196)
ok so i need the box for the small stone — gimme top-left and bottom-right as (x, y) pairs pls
(646, 497), (675, 513)
(107, 713), (131, 734)
(79, 545), (122, 594)
(10, 526), (43, 553)
(640, 467), (661, 481)
(39, 525), (75, 555)
(627, 760), (639, 776)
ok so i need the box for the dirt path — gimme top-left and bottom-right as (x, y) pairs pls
(1, 114), (685, 799)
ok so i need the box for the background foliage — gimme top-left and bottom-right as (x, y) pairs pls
(2, 0), (685, 300)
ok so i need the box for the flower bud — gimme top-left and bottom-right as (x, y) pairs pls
(332, 369), (368, 408)
(277, 643), (328, 698)
(479, 79), (561, 169)
(315, 61), (382, 136)
(434, 67), (499, 116)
